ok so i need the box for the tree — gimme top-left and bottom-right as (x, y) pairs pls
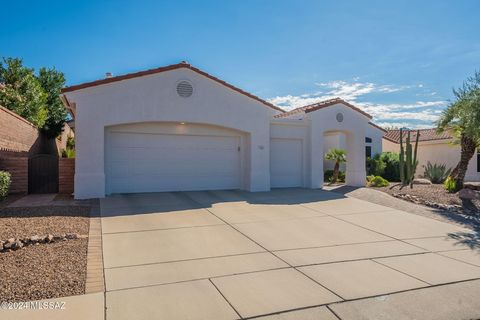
(0, 57), (48, 127)
(325, 148), (347, 184)
(437, 71), (480, 191)
(38, 67), (67, 138)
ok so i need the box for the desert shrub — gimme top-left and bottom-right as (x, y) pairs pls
(0, 171), (11, 200)
(66, 135), (75, 149)
(61, 148), (75, 158)
(444, 176), (456, 193)
(324, 170), (345, 183)
(379, 152), (400, 182)
(367, 175), (389, 187)
(423, 162), (451, 184)
(366, 154), (386, 176)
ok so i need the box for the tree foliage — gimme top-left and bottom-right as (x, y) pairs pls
(0, 57), (48, 127)
(0, 57), (68, 137)
(325, 148), (347, 184)
(437, 70), (480, 190)
(38, 67), (67, 138)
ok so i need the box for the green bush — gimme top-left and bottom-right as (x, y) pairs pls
(324, 170), (345, 183)
(379, 152), (400, 182)
(367, 154), (386, 176)
(0, 171), (11, 201)
(423, 162), (451, 184)
(444, 176), (456, 193)
(367, 175), (389, 187)
(61, 148), (75, 158)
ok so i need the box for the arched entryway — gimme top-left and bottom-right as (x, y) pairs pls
(322, 129), (365, 186)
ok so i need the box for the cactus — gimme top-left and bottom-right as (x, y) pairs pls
(399, 128), (420, 188)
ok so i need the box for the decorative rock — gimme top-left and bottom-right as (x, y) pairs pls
(464, 183), (480, 191)
(459, 188), (480, 200)
(46, 234), (54, 243)
(11, 240), (23, 250)
(413, 178), (432, 185)
(0, 240), (4, 250)
(30, 235), (41, 243)
(65, 233), (78, 240)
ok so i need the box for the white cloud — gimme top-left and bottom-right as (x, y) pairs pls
(267, 79), (447, 128)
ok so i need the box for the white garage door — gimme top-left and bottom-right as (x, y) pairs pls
(106, 131), (241, 194)
(270, 138), (303, 187)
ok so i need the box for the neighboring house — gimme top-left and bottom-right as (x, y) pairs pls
(383, 129), (480, 182)
(61, 62), (385, 199)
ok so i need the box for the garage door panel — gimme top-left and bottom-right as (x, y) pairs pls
(106, 131), (241, 194)
(270, 139), (303, 188)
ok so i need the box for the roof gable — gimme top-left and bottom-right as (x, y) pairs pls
(274, 98), (372, 119)
(61, 62), (284, 113)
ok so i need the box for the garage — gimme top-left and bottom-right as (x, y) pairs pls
(105, 124), (242, 194)
(270, 138), (303, 187)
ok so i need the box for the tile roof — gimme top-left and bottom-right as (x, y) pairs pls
(61, 61), (284, 112)
(273, 98), (373, 119)
(383, 128), (453, 143)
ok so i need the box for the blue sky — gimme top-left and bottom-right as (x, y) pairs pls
(1, 0), (479, 128)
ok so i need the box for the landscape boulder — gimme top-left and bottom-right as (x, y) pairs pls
(459, 188), (480, 200)
(413, 178), (432, 185)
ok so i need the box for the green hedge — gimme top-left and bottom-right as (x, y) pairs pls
(0, 171), (11, 201)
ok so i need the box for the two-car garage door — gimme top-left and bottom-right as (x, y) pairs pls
(106, 130), (241, 194)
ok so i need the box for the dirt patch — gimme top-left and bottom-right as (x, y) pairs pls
(0, 206), (90, 239)
(374, 184), (480, 213)
(0, 239), (88, 302)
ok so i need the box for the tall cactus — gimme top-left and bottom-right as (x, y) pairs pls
(399, 128), (420, 188)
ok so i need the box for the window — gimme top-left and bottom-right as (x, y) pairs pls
(366, 146), (372, 158)
(365, 137), (372, 143)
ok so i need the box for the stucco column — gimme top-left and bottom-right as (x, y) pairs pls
(309, 126), (324, 189)
(346, 131), (366, 186)
(74, 122), (105, 199)
(248, 132), (270, 192)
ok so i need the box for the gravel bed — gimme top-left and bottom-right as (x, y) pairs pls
(0, 205), (91, 302)
(0, 239), (88, 302)
(0, 206), (90, 239)
(376, 184), (480, 211)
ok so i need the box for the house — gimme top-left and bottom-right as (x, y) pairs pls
(61, 62), (385, 199)
(383, 129), (480, 182)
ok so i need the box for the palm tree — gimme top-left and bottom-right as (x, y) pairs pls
(325, 148), (347, 184)
(437, 71), (480, 191)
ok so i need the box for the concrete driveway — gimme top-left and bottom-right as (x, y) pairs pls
(99, 188), (480, 320)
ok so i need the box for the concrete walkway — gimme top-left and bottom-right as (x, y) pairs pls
(97, 188), (480, 320)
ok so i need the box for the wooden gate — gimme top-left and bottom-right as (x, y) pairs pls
(28, 154), (59, 194)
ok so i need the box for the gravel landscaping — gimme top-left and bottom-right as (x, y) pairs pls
(374, 184), (480, 214)
(0, 239), (88, 302)
(0, 204), (91, 302)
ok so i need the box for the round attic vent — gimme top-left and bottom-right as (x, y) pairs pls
(336, 112), (344, 123)
(176, 80), (193, 98)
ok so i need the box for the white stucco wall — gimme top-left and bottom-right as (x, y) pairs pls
(65, 68), (276, 199)
(307, 103), (370, 188)
(270, 119), (309, 187)
(383, 139), (480, 182)
(366, 125), (384, 157)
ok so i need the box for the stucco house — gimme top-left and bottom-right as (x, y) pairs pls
(61, 62), (385, 199)
(383, 129), (480, 182)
